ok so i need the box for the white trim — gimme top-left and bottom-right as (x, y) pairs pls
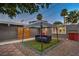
(0, 20), (25, 26)
(65, 23), (78, 25)
(0, 38), (34, 45)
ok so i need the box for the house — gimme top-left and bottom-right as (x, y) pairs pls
(0, 21), (23, 42)
(0, 20), (79, 43)
(0, 20), (67, 43)
(66, 23), (79, 41)
(52, 23), (79, 41)
(52, 24), (67, 40)
(0, 20), (40, 42)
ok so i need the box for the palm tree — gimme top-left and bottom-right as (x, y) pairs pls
(67, 10), (79, 23)
(37, 13), (43, 21)
(53, 21), (63, 40)
(36, 13), (43, 34)
(61, 9), (68, 24)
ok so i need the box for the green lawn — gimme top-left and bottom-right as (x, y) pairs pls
(22, 39), (60, 52)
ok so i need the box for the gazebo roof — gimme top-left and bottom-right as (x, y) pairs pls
(28, 20), (52, 28)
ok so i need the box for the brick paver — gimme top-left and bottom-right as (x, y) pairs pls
(0, 40), (79, 56)
(14, 43), (39, 56)
(45, 40), (79, 56)
(0, 44), (24, 56)
(0, 42), (39, 56)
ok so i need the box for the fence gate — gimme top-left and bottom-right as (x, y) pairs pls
(24, 28), (30, 39)
(17, 27), (30, 40)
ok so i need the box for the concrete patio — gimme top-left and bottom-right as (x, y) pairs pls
(0, 40), (79, 56)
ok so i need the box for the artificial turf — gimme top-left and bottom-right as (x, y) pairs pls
(22, 39), (60, 52)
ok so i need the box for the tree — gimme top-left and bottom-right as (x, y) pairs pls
(67, 10), (79, 23)
(53, 21), (63, 25)
(0, 3), (50, 18)
(36, 13), (43, 34)
(61, 9), (68, 24)
(61, 9), (79, 24)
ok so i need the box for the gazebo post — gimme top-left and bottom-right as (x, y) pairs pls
(40, 21), (43, 53)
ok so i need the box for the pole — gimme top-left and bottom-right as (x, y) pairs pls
(40, 21), (43, 53)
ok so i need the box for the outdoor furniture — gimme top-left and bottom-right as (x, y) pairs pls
(35, 35), (51, 43)
(28, 20), (52, 43)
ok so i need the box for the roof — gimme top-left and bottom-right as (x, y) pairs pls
(0, 20), (27, 26)
(28, 20), (52, 28)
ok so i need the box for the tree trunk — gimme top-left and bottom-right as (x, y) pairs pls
(64, 16), (66, 24)
(56, 26), (58, 40)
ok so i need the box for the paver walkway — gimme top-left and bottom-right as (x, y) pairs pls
(0, 40), (79, 56)
(45, 40), (79, 56)
(0, 43), (39, 56)
(0, 44), (24, 56)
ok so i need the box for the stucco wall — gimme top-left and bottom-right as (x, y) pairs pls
(66, 24), (78, 33)
(30, 28), (38, 37)
(52, 34), (67, 40)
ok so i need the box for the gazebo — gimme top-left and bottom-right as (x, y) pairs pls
(28, 20), (52, 52)
(28, 20), (52, 42)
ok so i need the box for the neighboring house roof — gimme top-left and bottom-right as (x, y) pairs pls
(0, 20), (28, 26)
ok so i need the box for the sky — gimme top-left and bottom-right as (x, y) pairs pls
(1, 3), (79, 24)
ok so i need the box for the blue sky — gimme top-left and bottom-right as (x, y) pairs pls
(0, 3), (79, 24)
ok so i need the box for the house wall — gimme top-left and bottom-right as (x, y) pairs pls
(30, 28), (38, 37)
(52, 26), (67, 40)
(0, 24), (39, 42)
(52, 26), (66, 34)
(0, 24), (69, 42)
(0, 24), (18, 42)
(52, 34), (67, 40)
(66, 24), (79, 33)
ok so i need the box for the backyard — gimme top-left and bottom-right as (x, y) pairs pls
(0, 39), (79, 56)
(0, 3), (79, 56)
(23, 39), (60, 52)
